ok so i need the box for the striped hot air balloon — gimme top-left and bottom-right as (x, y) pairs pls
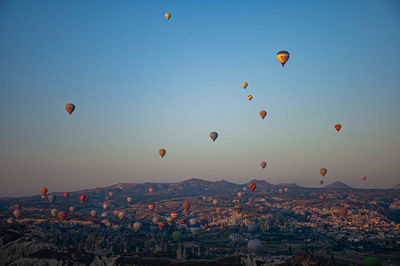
(183, 201), (191, 212)
(58, 211), (67, 221)
(170, 211), (178, 220)
(334, 124), (342, 132)
(277, 51), (290, 67)
(248, 182), (256, 192)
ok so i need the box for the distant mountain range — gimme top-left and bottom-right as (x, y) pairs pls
(325, 181), (353, 189)
(392, 184), (400, 190)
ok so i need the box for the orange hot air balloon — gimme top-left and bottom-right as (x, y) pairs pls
(170, 211), (178, 220)
(14, 204), (21, 210)
(248, 95), (253, 101)
(248, 182), (256, 192)
(259, 110), (267, 119)
(183, 201), (191, 212)
(334, 124), (342, 132)
(63, 192), (70, 199)
(260, 161), (267, 169)
(58, 211), (67, 221)
(216, 207), (221, 214)
(105, 196), (110, 201)
(242, 82), (248, 89)
(158, 149), (166, 158)
(118, 212), (125, 220)
(65, 104), (75, 115)
(210, 132), (218, 142)
(157, 221), (164, 231)
(165, 13), (171, 20)
(277, 51), (290, 67)
(108, 192), (113, 197)
(41, 187), (48, 196)
(320, 168), (327, 177)
(361, 175), (366, 181)
(148, 187), (154, 193)
(80, 194), (87, 203)
(284, 187), (288, 193)
(148, 203), (155, 211)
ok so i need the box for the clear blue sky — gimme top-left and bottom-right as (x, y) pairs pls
(0, 0), (399, 196)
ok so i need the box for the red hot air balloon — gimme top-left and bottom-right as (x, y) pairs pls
(148, 203), (155, 211)
(105, 196), (110, 201)
(58, 211), (67, 221)
(65, 104), (75, 115)
(157, 221), (164, 231)
(80, 194), (87, 203)
(14, 204), (21, 210)
(148, 187), (154, 193)
(335, 124), (342, 132)
(260, 162), (267, 169)
(216, 207), (221, 214)
(41, 187), (48, 196)
(64, 192), (70, 199)
(248, 182), (256, 192)
(170, 211), (178, 220)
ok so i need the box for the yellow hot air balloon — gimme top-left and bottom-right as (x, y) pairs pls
(65, 104), (75, 115)
(159, 149), (166, 158)
(210, 132), (218, 142)
(277, 51), (290, 67)
(248, 95), (253, 101)
(165, 13), (171, 20)
(259, 110), (266, 119)
(242, 82), (248, 89)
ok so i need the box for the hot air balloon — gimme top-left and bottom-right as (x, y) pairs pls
(172, 231), (182, 242)
(259, 110), (267, 120)
(148, 203), (155, 211)
(108, 192), (113, 197)
(157, 221), (164, 231)
(127, 197), (132, 203)
(48, 195), (56, 204)
(148, 187), (154, 193)
(260, 161), (267, 169)
(237, 192), (243, 199)
(80, 194), (87, 203)
(213, 199), (218, 205)
(133, 221), (142, 232)
(216, 207), (221, 214)
(118, 212), (125, 220)
(189, 218), (197, 226)
(63, 192), (70, 199)
(278, 188), (283, 194)
(339, 209), (347, 218)
(277, 51), (289, 67)
(7, 217), (15, 224)
(183, 201), (190, 212)
(41, 187), (48, 196)
(210, 132), (218, 142)
(152, 216), (159, 224)
(319, 194), (325, 200)
(166, 217), (173, 225)
(51, 209), (58, 217)
(58, 211), (67, 221)
(158, 149), (166, 158)
(335, 124), (342, 132)
(13, 210), (21, 218)
(248, 239), (262, 252)
(90, 210), (97, 217)
(105, 196), (110, 201)
(170, 211), (178, 220)
(248, 95), (253, 101)
(242, 82), (248, 89)
(248, 182), (256, 192)
(69, 206), (75, 213)
(243, 187), (247, 191)
(65, 104), (75, 115)
(14, 204), (21, 210)
(361, 175), (366, 181)
(284, 187), (288, 193)
(320, 168), (327, 177)
(165, 13), (171, 20)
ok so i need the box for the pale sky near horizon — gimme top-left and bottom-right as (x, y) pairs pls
(1, 0), (399, 197)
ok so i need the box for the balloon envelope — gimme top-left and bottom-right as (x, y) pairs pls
(158, 149), (166, 158)
(259, 110), (266, 119)
(165, 13), (171, 20)
(248, 182), (256, 192)
(65, 104), (75, 115)
(277, 51), (289, 67)
(260, 162), (267, 169)
(242, 82), (248, 89)
(335, 124), (342, 132)
(320, 168), (327, 177)
(210, 132), (218, 142)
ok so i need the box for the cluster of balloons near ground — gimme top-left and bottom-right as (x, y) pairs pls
(62, 12), (366, 190)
